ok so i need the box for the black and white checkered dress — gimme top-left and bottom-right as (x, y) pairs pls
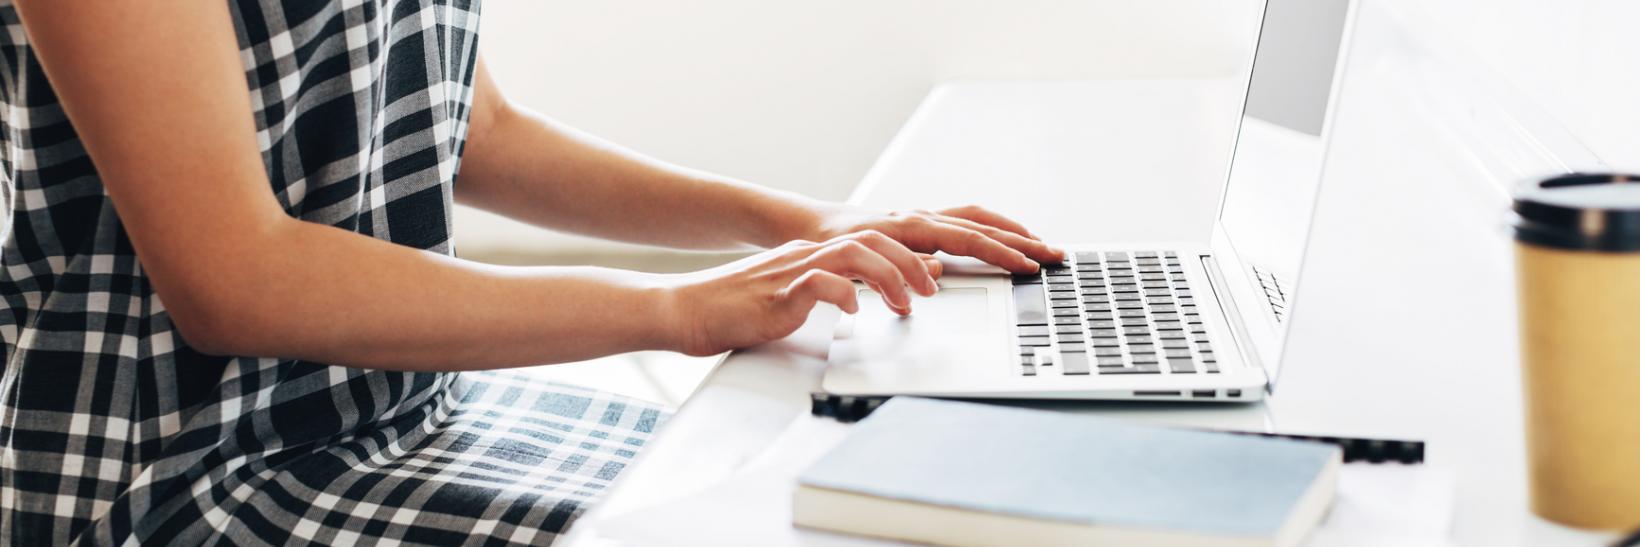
(0, 1), (667, 544)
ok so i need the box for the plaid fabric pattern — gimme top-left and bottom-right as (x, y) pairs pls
(0, 1), (668, 544)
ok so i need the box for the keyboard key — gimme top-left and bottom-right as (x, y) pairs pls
(1011, 284), (1048, 326)
(1150, 304), (1177, 313)
(1054, 325), (1083, 334)
(1060, 342), (1086, 353)
(1075, 252), (1102, 263)
(1086, 312), (1114, 321)
(1125, 335), (1154, 345)
(1152, 312), (1180, 322)
(1120, 318), (1149, 327)
(1051, 299), (1079, 309)
(1019, 325), (1050, 337)
(1053, 308), (1079, 318)
(1084, 302), (1112, 312)
(1019, 335), (1051, 347)
(1091, 337), (1120, 347)
(1205, 363), (1221, 374)
(1130, 353), (1159, 364)
(1060, 352), (1091, 375)
(1117, 309), (1146, 318)
(1105, 252), (1130, 261)
(1011, 273), (1042, 285)
(1054, 316), (1080, 326)
(1162, 339), (1189, 350)
(1096, 355), (1125, 366)
(1155, 321), (1184, 331)
(1121, 326), (1149, 336)
(1087, 320), (1116, 329)
(1094, 346), (1122, 357)
(1126, 343), (1156, 354)
(1088, 329), (1118, 338)
(1200, 351), (1217, 362)
(1048, 283), (1076, 292)
(1046, 274), (1074, 282)
(1021, 363), (1036, 376)
(1142, 288), (1171, 297)
(1168, 359), (1196, 374)
(1164, 348), (1194, 359)
(1135, 251), (1158, 258)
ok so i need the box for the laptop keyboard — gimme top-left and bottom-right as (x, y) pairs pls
(1011, 251), (1218, 377)
(1252, 265), (1290, 324)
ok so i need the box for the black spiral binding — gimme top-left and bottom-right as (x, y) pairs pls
(809, 393), (1427, 464)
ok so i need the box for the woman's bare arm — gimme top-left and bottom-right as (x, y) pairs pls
(458, 60), (1065, 270)
(458, 60), (825, 250)
(12, 2), (923, 368)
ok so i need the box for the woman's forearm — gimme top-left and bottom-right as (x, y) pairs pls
(180, 218), (683, 370)
(456, 62), (827, 250)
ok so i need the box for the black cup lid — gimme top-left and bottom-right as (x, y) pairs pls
(1513, 173), (1640, 251)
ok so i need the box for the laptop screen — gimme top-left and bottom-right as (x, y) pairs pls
(1215, 0), (1352, 373)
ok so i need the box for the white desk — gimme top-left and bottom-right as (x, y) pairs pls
(565, 74), (1618, 545)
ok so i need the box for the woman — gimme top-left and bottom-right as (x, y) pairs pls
(0, 0), (1061, 544)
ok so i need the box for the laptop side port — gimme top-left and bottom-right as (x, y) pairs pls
(1133, 390), (1182, 397)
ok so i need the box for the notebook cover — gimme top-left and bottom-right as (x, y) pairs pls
(797, 397), (1340, 537)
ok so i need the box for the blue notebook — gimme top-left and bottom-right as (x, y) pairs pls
(794, 398), (1341, 547)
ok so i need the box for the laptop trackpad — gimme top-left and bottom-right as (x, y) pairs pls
(828, 287), (990, 375)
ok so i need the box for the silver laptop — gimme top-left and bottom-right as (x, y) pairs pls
(824, 0), (1356, 402)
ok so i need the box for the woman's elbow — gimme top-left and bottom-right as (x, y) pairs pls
(166, 297), (264, 357)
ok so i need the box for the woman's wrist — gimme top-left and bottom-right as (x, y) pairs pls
(745, 190), (845, 248)
(648, 272), (694, 354)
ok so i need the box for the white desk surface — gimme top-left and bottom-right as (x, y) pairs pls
(563, 80), (1615, 547)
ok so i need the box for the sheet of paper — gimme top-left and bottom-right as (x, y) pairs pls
(593, 417), (1456, 547)
(1307, 465), (1456, 547)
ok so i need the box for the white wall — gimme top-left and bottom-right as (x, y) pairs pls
(458, 0), (1260, 255)
(1413, 0), (1640, 172)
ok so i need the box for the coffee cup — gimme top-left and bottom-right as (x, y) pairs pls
(1513, 172), (1640, 530)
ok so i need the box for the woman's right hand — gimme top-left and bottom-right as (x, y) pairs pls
(663, 230), (945, 356)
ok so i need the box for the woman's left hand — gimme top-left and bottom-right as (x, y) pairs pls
(807, 204), (1066, 274)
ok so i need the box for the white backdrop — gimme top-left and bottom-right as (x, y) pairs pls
(456, 0), (1640, 257)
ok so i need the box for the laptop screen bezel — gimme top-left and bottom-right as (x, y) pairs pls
(1206, 0), (1360, 391)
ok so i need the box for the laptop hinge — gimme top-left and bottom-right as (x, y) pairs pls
(1199, 255), (1271, 390)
